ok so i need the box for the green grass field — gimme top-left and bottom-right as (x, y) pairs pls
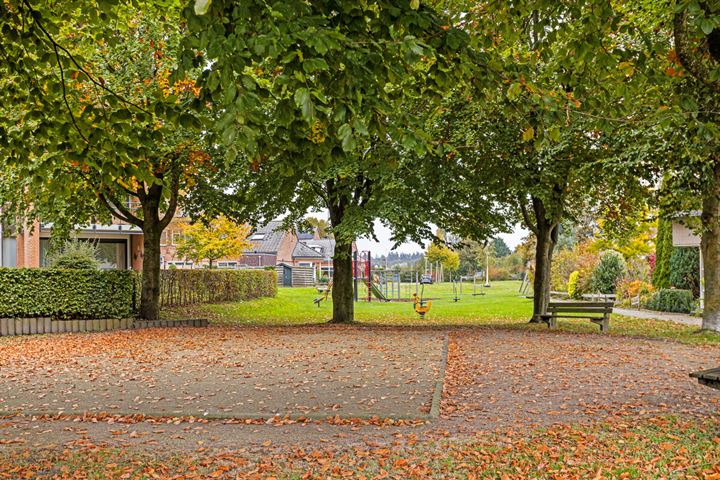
(167, 280), (720, 345)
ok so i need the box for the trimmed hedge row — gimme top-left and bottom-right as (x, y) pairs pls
(159, 269), (277, 307)
(0, 268), (136, 319)
(644, 288), (695, 314)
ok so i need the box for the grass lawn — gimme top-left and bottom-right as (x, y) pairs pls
(167, 280), (720, 346)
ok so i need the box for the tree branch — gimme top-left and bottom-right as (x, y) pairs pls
(674, 8), (720, 91)
(160, 172), (180, 229)
(99, 192), (143, 228)
(22, 0), (152, 115)
(518, 196), (539, 235)
(52, 42), (88, 143)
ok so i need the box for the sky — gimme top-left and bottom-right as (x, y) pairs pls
(354, 220), (529, 255)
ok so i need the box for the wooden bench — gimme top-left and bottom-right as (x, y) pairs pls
(541, 301), (614, 332)
(690, 367), (720, 390)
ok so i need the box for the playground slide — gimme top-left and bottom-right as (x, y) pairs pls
(369, 282), (389, 301)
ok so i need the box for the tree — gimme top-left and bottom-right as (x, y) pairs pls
(176, 217), (252, 268)
(659, 1), (720, 331)
(305, 217), (332, 239)
(652, 218), (673, 289)
(0, 2), (206, 319)
(420, 0), (657, 322)
(182, 0), (473, 323)
(426, 242), (460, 274)
(591, 250), (627, 294)
(492, 238), (512, 258)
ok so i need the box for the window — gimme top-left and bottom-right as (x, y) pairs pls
(171, 232), (184, 245)
(166, 260), (194, 269)
(307, 244), (322, 253)
(217, 261), (238, 269)
(250, 233), (265, 240)
(40, 238), (128, 270)
(160, 231), (169, 246)
(298, 262), (313, 267)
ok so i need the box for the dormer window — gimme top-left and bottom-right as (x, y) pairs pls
(251, 233), (266, 240)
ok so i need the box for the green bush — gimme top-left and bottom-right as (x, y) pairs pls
(0, 268), (136, 319)
(159, 269), (277, 307)
(653, 218), (673, 288)
(644, 288), (695, 314)
(46, 240), (100, 270)
(591, 250), (627, 294)
(567, 271), (581, 299)
(668, 247), (700, 297)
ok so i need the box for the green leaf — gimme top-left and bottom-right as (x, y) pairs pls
(410, 0), (420, 10)
(338, 123), (355, 152)
(294, 88), (315, 121)
(194, 0), (212, 15)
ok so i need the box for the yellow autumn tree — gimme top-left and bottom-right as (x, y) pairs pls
(176, 216), (252, 268)
(426, 242), (460, 272)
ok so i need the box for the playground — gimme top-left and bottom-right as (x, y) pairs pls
(175, 281), (720, 345)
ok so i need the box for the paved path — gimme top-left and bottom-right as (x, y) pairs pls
(0, 327), (445, 419)
(1, 325), (718, 457)
(614, 307), (702, 327)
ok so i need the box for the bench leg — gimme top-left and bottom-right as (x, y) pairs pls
(600, 315), (609, 332)
(548, 315), (557, 329)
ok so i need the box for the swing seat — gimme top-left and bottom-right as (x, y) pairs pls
(412, 293), (432, 318)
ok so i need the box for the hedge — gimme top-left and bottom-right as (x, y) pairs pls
(159, 269), (277, 307)
(0, 268), (136, 319)
(644, 288), (695, 314)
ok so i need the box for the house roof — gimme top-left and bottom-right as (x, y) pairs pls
(292, 241), (324, 259)
(296, 229), (316, 241)
(249, 221), (287, 254)
(293, 238), (336, 261)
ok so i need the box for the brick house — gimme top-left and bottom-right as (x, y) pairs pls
(0, 220), (144, 270)
(1, 217), (345, 274)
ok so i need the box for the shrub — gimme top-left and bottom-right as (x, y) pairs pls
(567, 271), (581, 299)
(591, 250), (627, 294)
(652, 218), (673, 288)
(668, 247), (700, 297)
(617, 278), (654, 306)
(46, 240), (100, 270)
(489, 266), (512, 281)
(159, 269), (277, 307)
(644, 288), (694, 314)
(0, 268), (136, 319)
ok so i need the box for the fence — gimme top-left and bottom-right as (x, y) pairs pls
(159, 269), (277, 307)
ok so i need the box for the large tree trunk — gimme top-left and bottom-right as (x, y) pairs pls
(327, 187), (354, 324)
(330, 239), (354, 324)
(530, 222), (558, 322)
(139, 222), (162, 320)
(138, 192), (163, 321)
(701, 162), (720, 332)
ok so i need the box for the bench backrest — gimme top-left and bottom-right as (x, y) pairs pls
(547, 301), (613, 314)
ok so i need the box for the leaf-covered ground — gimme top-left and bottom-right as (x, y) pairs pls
(1, 322), (719, 478)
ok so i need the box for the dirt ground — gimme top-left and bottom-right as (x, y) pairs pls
(1, 325), (719, 456)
